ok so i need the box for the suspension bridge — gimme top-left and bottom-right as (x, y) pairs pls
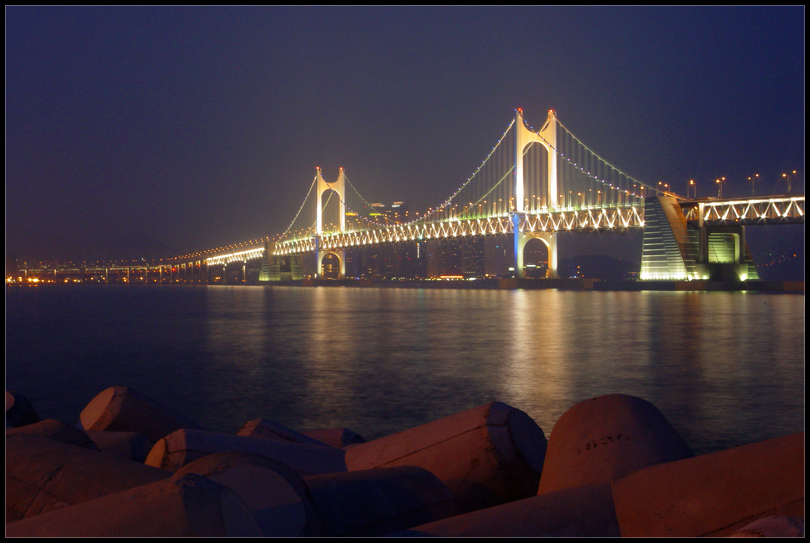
(159, 109), (803, 284)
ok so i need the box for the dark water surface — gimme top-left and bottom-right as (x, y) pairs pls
(5, 284), (804, 455)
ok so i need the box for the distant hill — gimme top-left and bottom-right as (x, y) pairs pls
(557, 254), (638, 281)
(6, 231), (177, 262)
(83, 232), (178, 261)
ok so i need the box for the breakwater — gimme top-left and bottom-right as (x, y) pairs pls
(5, 387), (804, 537)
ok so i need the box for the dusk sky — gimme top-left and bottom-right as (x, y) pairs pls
(6, 6), (804, 260)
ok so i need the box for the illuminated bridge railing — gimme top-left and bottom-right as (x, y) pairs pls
(173, 196), (802, 261)
(273, 205), (644, 256)
(681, 195), (804, 224)
(204, 247), (266, 266)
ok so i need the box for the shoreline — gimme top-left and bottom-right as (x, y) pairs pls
(297, 277), (805, 292)
(6, 278), (804, 293)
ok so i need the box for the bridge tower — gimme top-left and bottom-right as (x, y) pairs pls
(315, 167), (347, 278)
(513, 108), (559, 278)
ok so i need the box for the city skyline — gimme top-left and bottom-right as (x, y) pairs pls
(6, 6), (804, 262)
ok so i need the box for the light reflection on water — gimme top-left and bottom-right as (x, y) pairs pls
(5, 285), (804, 455)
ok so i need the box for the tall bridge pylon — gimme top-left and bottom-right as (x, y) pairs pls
(514, 108), (559, 278)
(515, 108), (558, 212)
(316, 167), (346, 235)
(315, 167), (347, 278)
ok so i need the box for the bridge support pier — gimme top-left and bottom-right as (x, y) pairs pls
(259, 243), (273, 282)
(699, 224), (756, 281)
(513, 213), (558, 278)
(267, 254), (304, 281)
(641, 195), (759, 281)
(316, 248), (346, 279)
(519, 231), (558, 279)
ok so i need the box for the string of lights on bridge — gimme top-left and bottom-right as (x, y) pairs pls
(170, 111), (802, 262)
(277, 176), (318, 241)
(522, 111), (657, 200)
(317, 118), (519, 232)
(301, 110), (658, 238)
(301, 111), (653, 236)
(178, 110), (675, 259)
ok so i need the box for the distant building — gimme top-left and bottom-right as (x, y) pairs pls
(485, 236), (514, 277)
(438, 238), (463, 278)
(462, 237), (485, 279)
(435, 237), (485, 279)
(5, 253), (19, 280)
(370, 202), (410, 225)
(349, 238), (428, 280)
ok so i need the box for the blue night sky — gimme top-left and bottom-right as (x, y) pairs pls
(5, 6), (805, 262)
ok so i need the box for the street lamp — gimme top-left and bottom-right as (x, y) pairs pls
(782, 170), (796, 194)
(747, 174), (759, 196)
(688, 179), (696, 198)
(716, 177), (725, 198)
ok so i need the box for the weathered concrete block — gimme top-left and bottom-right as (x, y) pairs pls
(237, 418), (332, 447)
(6, 433), (169, 522)
(5, 472), (262, 537)
(85, 430), (152, 462)
(6, 419), (99, 451)
(537, 394), (694, 495)
(727, 516), (805, 537)
(344, 402), (547, 513)
(301, 427), (366, 448)
(174, 451), (324, 537)
(612, 432), (804, 537)
(79, 386), (203, 443)
(145, 428), (347, 475)
(392, 482), (619, 537)
(303, 466), (459, 536)
(5, 390), (41, 427)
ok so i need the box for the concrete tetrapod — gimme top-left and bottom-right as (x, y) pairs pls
(611, 431), (805, 537)
(174, 451), (324, 537)
(537, 394), (694, 495)
(727, 516), (805, 538)
(302, 466), (459, 536)
(5, 472), (263, 537)
(6, 419), (99, 451)
(237, 418), (333, 447)
(5, 390), (40, 427)
(344, 401), (547, 514)
(85, 429), (152, 462)
(79, 385), (204, 442)
(6, 433), (170, 522)
(145, 428), (347, 474)
(392, 482), (619, 537)
(301, 427), (366, 448)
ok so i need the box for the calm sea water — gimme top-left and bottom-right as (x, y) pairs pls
(5, 284), (805, 455)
